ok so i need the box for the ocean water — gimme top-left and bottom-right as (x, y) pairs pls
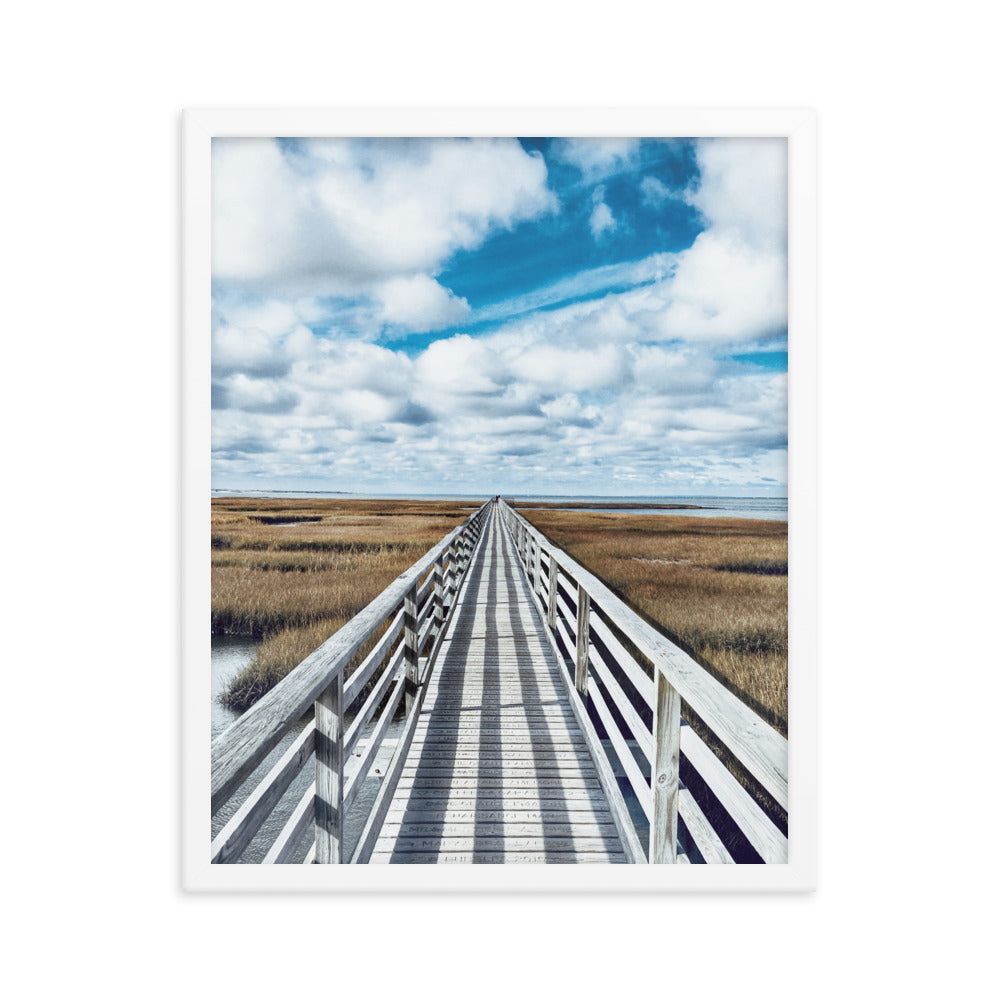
(211, 491), (788, 521)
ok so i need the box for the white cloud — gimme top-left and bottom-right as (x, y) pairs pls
(222, 374), (299, 415)
(376, 274), (470, 332)
(541, 394), (601, 427)
(413, 335), (513, 404)
(687, 138), (787, 253)
(216, 297), (326, 337)
(507, 341), (631, 394)
(212, 138), (556, 296)
(589, 185), (617, 241)
(212, 325), (290, 378)
(652, 230), (787, 342)
(640, 175), (673, 207)
(552, 138), (640, 181)
(211, 138), (788, 494)
(634, 137), (789, 343)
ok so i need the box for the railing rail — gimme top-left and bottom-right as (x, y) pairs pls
(210, 499), (491, 864)
(497, 499), (788, 864)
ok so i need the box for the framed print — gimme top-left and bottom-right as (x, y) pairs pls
(182, 108), (817, 891)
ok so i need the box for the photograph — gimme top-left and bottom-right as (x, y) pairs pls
(188, 115), (815, 886)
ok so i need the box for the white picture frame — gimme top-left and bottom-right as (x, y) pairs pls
(182, 107), (817, 892)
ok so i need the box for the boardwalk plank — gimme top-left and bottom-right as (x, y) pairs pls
(373, 506), (624, 864)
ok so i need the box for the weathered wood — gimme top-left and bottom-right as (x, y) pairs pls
(382, 835), (618, 852)
(415, 572), (433, 614)
(403, 582), (419, 716)
(650, 669), (682, 864)
(350, 656), (429, 863)
(391, 793), (609, 809)
(371, 852), (627, 864)
(546, 553), (559, 629)
(411, 731), (583, 743)
(554, 615), (578, 678)
(504, 502), (788, 811)
(314, 673), (344, 864)
(588, 608), (655, 712)
(415, 588), (435, 639)
(343, 645), (404, 757)
(575, 585), (591, 694)
(587, 677), (652, 822)
(365, 504), (631, 864)
(511, 546), (647, 863)
(433, 556), (444, 633)
(341, 609), (404, 711)
(383, 821), (620, 839)
(343, 670), (406, 813)
(407, 748), (595, 762)
(678, 788), (734, 864)
(210, 723), (315, 864)
(588, 643), (653, 763)
(263, 782), (315, 865)
(395, 775), (603, 790)
(385, 806), (612, 822)
(400, 764), (599, 777)
(556, 593), (576, 635)
(211, 504), (486, 813)
(680, 724), (788, 863)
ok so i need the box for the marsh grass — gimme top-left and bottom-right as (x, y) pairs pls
(212, 498), (471, 710)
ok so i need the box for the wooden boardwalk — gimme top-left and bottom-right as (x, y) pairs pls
(211, 497), (788, 867)
(372, 505), (625, 863)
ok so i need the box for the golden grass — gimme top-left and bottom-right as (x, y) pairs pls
(212, 498), (473, 709)
(518, 509), (788, 733)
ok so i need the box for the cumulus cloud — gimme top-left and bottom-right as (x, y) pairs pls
(210, 138), (788, 493)
(212, 325), (292, 378)
(414, 335), (512, 400)
(652, 230), (787, 342)
(507, 341), (632, 394)
(643, 138), (788, 342)
(376, 274), (470, 331)
(552, 138), (641, 180)
(212, 137), (556, 296)
(686, 138), (787, 254)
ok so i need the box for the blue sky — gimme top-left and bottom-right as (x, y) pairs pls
(211, 137), (787, 495)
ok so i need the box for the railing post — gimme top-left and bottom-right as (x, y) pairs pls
(314, 672), (344, 863)
(650, 669), (682, 863)
(433, 555), (444, 635)
(547, 554), (558, 629)
(575, 584), (590, 694)
(445, 546), (456, 607)
(533, 540), (541, 596)
(403, 582), (419, 715)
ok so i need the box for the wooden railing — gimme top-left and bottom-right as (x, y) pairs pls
(210, 500), (491, 864)
(498, 499), (788, 864)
